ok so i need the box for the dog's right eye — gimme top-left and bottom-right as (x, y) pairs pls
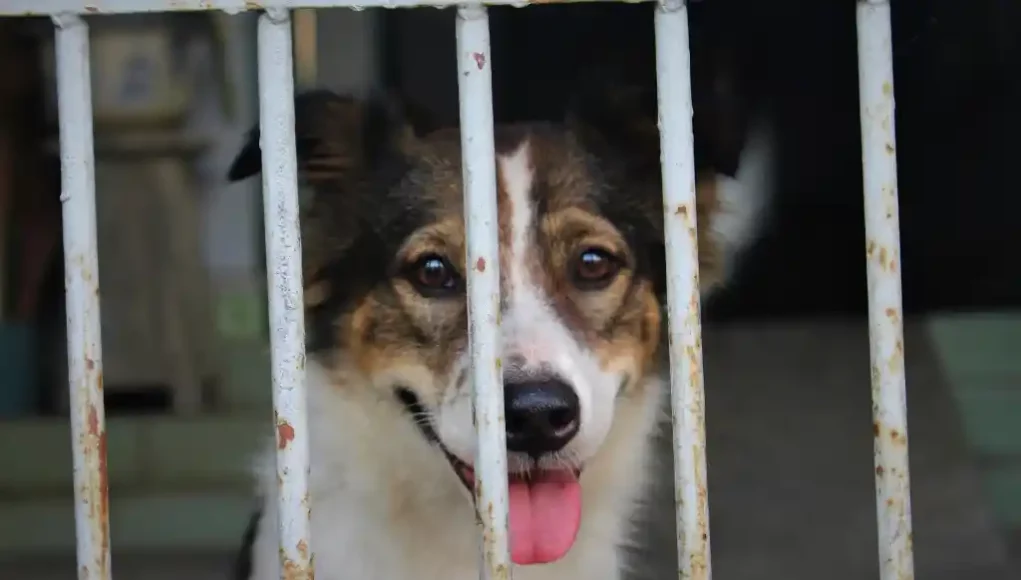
(406, 254), (461, 297)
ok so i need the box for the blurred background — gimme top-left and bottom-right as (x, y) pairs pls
(0, 0), (1018, 578)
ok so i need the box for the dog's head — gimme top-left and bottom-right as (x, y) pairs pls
(229, 87), (770, 565)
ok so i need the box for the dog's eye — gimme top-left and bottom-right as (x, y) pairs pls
(572, 248), (621, 290)
(408, 254), (461, 296)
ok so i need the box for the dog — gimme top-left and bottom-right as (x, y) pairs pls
(226, 82), (774, 580)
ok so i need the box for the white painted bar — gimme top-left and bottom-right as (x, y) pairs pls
(1, 0), (640, 15)
(257, 8), (315, 580)
(654, 1), (711, 579)
(856, 2), (916, 580)
(456, 5), (511, 579)
(53, 13), (113, 580)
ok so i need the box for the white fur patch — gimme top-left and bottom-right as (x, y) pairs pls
(708, 121), (776, 280)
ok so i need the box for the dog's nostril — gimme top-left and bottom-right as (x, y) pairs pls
(547, 408), (576, 434)
(503, 379), (581, 456)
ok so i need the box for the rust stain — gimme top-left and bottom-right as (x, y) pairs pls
(879, 247), (889, 270)
(675, 204), (689, 217)
(476, 257), (486, 272)
(472, 52), (486, 70)
(84, 4), (99, 13)
(244, 1), (264, 10)
(280, 556), (308, 580)
(97, 429), (110, 573)
(885, 143), (895, 155)
(86, 357), (95, 371)
(277, 420), (296, 450)
(876, 465), (885, 476)
(889, 428), (907, 445)
(297, 539), (309, 559)
(87, 404), (100, 436)
(885, 307), (899, 324)
(873, 421), (881, 437)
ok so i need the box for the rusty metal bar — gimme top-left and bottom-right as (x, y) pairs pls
(456, 4), (511, 580)
(654, 1), (712, 579)
(856, 2), (916, 579)
(1, 0), (652, 16)
(258, 7), (315, 580)
(53, 13), (112, 580)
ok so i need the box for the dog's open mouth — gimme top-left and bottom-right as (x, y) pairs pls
(396, 388), (583, 566)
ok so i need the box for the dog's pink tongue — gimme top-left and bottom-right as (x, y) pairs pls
(507, 469), (581, 566)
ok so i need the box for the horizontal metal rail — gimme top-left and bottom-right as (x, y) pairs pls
(3, 0), (651, 17)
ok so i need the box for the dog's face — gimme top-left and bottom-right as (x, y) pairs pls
(229, 89), (758, 565)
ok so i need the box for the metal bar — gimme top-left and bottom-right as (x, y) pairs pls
(54, 14), (112, 580)
(856, 2), (915, 580)
(2, 0), (646, 16)
(654, 1), (711, 579)
(456, 5), (511, 580)
(258, 8), (315, 580)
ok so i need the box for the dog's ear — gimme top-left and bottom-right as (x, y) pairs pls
(227, 89), (418, 187)
(227, 90), (421, 306)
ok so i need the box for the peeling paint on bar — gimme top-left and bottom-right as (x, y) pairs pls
(258, 8), (315, 580)
(654, 1), (712, 579)
(856, 2), (916, 580)
(1, 0), (652, 16)
(456, 5), (511, 580)
(54, 13), (112, 580)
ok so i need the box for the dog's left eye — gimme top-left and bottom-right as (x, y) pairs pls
(572, 248), (622, 290)
(407, 254), (461, 296)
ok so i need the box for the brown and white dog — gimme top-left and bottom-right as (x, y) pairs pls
(227, 85), (773, 580)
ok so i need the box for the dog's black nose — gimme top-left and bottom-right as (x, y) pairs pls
(503, 379), (580, 456)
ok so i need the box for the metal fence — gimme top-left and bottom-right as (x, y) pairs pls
(0, 1), (914, 579)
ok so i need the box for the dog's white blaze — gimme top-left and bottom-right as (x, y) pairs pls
(500, 141), (534, 299)
(494, 140), (618, 462)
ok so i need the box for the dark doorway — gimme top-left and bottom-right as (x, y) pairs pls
(382, 0), (1021, 320)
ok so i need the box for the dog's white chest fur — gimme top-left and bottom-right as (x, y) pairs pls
(247, 360), (662, 580)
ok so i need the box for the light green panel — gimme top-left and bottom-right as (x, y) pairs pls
(0, 416), (266, 492)
(928, 312), (1021, 380)
(0, 491), (255, 554)
(951, 387), (1021, 458)
(0, 420), (143, 492)
(216, 288), (266, 341)
(144, 416), (270, 486)
(219, 339), (274, 412)
(927, 311), (1021, 528)
(982, 465), (1021, 527)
